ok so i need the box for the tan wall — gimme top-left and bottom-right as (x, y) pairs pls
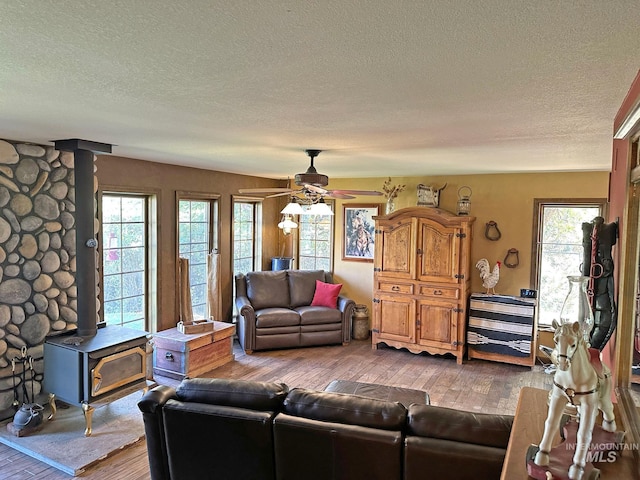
(95, 155), (283, 331)
(328, 172), (609, 311)
(93, 155), (609, 334)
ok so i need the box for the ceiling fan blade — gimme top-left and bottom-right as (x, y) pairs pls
(265, 191), (299, 198)
(240, 151), (384, 200)
(330, 189), (384, 196)
(238, 188), (294, 194)
(303, 184), (328, 195)
(326, 192), (355, 199)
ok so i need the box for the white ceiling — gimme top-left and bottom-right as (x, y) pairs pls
(1, 1), (639, 180)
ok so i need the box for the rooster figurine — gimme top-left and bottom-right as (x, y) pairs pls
(475, 259), (501, 295)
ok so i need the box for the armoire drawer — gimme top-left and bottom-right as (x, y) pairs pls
(418, 285), (459, 299)
(377, 281), (414, 294)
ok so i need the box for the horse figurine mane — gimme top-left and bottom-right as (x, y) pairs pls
(533, 319), (617, 479)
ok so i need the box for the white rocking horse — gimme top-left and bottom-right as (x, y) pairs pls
(533, 320), (616, 479)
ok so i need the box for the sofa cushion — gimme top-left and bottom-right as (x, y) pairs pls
(297, 305), (342, 325)
(247, 270), (290, 309)
(311, 280), (342, 308)
(404, 436), (507, 480)
(288, 270), (326, 308)
(274, 413), (403, 480)
(175, 378), (289, 411)
(283, 388), (407, 431)
(407, 404), (513, 449)
(256, 308), (301, 328)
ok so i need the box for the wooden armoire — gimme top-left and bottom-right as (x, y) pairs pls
(371, 207), (475, 364)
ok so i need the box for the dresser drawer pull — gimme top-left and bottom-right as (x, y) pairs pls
(165, 352), (174, 361)
(392, 286), (400, 292)
(433, 290), (443, 295)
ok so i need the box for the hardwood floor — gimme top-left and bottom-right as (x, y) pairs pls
(0, 339), (552, 479)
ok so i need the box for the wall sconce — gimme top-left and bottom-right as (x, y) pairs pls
(106, 232), (119, 261)
(278, 214), (298, 235)
(457, 186), (472, 215)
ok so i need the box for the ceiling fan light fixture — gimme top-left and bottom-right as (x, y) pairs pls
(281, 198), (304, 215)
(278, 214), (298, 235)
(307, 199), (334, 216)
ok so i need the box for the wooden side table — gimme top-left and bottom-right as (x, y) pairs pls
(153, 321), (235, 380)
(501, 387), (637, 479)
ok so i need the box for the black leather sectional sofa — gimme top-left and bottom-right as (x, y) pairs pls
(138, 378), (514, 480)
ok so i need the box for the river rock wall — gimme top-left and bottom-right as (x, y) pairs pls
(0, 138), (96, 416)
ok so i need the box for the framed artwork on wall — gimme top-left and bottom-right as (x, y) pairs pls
(342, 204), (381, 262)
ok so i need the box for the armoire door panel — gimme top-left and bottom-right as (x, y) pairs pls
(375, 218), (416, 279)
(377, 295), (416, 343)
(417, 219), (461, 283)
(417, 301), (457, 350)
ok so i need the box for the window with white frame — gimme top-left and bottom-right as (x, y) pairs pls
(298, 207), (334, 271)
(101, 194), (149, 330)
(533, 199), (607, 326)
(233, 199), (262, 275)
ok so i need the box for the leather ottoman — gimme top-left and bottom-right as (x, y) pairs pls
(324, 380), (429, 407)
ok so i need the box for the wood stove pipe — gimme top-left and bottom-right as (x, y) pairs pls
(54, 139), (112, 337)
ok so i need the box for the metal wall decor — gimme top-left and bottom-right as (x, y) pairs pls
(484, 221), (501, 241)
(503, 248), (519, 268)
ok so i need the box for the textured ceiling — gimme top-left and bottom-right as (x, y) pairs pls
(0, 1), (639, 180)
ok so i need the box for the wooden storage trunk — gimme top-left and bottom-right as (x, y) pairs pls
(153, 321), (235, 379)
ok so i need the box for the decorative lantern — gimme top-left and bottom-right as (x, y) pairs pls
(456, 186), (472, 215)
(277, 214), (298, 235)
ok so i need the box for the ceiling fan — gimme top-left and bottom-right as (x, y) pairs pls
(238, 149), (383, 200)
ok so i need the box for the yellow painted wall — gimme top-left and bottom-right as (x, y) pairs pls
(93, 153), (608, 334)
(327, 172), (609, 312)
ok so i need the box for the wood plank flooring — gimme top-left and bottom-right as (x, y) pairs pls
(0, 339), (553, 479)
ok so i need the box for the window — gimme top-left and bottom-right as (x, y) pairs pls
(298, 207), (334, 271)
(532, 199), (607, 326)
(233, 199), (262, 275)
(101, 194), (149, 330)
(178, 197), (218, 319)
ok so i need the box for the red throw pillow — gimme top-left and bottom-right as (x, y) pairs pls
(311, 280), (342, 308)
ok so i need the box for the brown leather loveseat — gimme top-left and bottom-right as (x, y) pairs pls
(234, 270), (355, 354)
(138, 378), (514, 480)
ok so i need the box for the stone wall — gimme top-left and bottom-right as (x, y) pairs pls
(0, 139), (89, 415)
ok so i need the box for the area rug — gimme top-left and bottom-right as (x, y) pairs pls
(0, 390), (145, 476)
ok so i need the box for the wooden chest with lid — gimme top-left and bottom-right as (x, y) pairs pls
(153, 321), (235, 379)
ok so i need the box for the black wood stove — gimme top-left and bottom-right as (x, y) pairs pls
(43, 326), (148, 405)
(42, 326), (148, 435)
(42, 140), (150, 436)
